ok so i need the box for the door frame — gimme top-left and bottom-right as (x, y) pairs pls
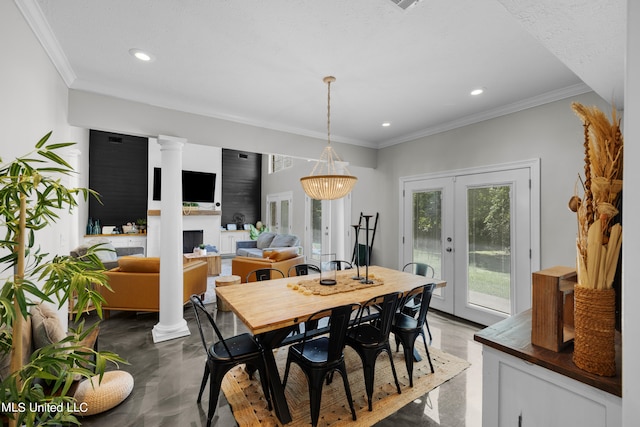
(399, 159), (541, 319)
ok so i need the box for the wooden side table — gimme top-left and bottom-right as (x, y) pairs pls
(183, 252), (221, 276)
(215, 275), (241, 311)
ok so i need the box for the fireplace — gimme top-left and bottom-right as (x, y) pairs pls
(183, 230), (204, 253)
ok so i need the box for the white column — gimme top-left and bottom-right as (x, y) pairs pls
(152, 135), (190, 343)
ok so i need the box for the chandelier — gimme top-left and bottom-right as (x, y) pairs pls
(300, 76), (357, 200)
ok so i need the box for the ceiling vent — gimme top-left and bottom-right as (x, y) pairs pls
(389, 0), (422, 10)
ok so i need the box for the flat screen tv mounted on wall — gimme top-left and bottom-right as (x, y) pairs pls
(152, 167), (216, 203)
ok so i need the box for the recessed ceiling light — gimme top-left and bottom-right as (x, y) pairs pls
(382, 122), (391, 127)
(129, 48), (154, 62)
(470, 88), (485, 96)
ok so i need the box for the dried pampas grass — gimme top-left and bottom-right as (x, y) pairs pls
(571, 103), (623, 290)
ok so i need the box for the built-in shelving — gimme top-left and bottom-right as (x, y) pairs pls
(147, 209), (221, 216)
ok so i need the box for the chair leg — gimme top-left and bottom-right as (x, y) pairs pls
(361, 354), (375, 411)
(425, 318), (433, 342)
(282, 357), (292, 388)
(336, 363), (357, 421)
(421, 331), (435, 373)
(397, 335), (417, 387)
(307, 369), (326, 427)
(198, 364), (209, 403)
(384, 345), (402, 396)
(207, 364), (232, 426)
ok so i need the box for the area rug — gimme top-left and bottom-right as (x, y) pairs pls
(221, 337), (470, 426)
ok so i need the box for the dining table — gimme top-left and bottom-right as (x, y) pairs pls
(215, 264), (446, 424)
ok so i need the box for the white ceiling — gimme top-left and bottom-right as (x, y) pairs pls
(18, 0), (624, 149)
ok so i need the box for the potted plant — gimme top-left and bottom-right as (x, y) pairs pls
(198, 243), (207, 256)
(135, 218), (147, 234)
(0, 132), (125, 426)
(249, 221), (268, 240)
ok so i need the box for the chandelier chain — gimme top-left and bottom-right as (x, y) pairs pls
(327, 78), (331, 146)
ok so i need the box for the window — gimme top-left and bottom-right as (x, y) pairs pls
(269, 154), (293, 173)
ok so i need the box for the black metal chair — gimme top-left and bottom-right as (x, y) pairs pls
(345, 291), (403, 411)
(402, 262), (435, 341)
(402, 262), (435, 278)
(392, 283), (437, 386)
(283, 303), (359, 427)
(330, 260), (353, 270)
(288, 263), (321, 277)
(246, 267), (285, 283)
(190, 295), (272, 427)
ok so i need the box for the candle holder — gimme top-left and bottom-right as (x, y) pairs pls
(360, 215), (374, 284)
(320, 253), (337, 286)
(351, 224), (363, 280)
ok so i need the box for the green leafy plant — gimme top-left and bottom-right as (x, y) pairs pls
(249, 223), (268, 240)
(0, 132), (125, 426)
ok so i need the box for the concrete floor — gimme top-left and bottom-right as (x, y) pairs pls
(75, 260), (484, 426)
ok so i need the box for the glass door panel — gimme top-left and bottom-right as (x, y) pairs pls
(403, 177), (454, 313)
(280, 199), (289, 232)
(412, 190), (443, 291)
(466, 185), (512, 315)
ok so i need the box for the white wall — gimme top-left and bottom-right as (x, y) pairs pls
(623, 1), (639, 424)
(146, 139), (222, 256)
(1, 1), (89, 329)
(374, 91), (612, 270)
(67, 89), (377, 169)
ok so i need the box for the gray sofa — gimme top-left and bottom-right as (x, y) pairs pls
(70, 243), (145, 270)
(236, 232), (301, 258)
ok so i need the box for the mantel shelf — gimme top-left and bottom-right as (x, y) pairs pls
(147, 209), (221, 216)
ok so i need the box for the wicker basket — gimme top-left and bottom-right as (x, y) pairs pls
(573, 285), (616, 376)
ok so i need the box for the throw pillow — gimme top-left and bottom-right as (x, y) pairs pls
(270, 234), (299, 248)
(31, 303), (65, 349)
(118, 257), (160, 273)
(268, 247), (299, 261)
(256, 232), (276, 249)
(87, 238), (117, 262)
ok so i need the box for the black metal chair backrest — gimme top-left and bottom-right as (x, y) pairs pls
(300, 303), (359, 361)
(353, 291), (402, 339)
(329, 260), (353, 270)
(246, 267), (285, 282)
(403, 262), (435, 278)
(190, 294), (234, 360)
(413, 283), (437, 329)
(288, 263), (321, 277)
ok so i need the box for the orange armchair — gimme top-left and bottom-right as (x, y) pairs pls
(232, 252), (305, 283)
(101, 256), (207, 317)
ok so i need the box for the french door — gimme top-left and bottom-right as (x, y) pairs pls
(306, 198), (330, 262)
(304, 194), (352, 263)
(266, 192), (292, 235)
(402, 162), (539, 325)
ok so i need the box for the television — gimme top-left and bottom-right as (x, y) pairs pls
(152, 167), (216, 203)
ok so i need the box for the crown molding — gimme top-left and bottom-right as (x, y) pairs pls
(15, 0), (76, 87)
(377, 82), (593, 149)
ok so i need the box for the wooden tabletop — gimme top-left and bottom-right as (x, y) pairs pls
(215, 265), (446, 335)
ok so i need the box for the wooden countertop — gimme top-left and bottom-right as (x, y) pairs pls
(474, 309), (621, 397)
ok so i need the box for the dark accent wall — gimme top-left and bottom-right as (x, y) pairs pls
(221, 149), (261, 227)
(89, 130), (148, 228)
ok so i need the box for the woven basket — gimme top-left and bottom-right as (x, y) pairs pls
(573, 285), (616, 376)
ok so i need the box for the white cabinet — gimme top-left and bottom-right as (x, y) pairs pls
(83, 235), (147, 255)
(219, 230), (250, 255)
(482, 346), (621, 427)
